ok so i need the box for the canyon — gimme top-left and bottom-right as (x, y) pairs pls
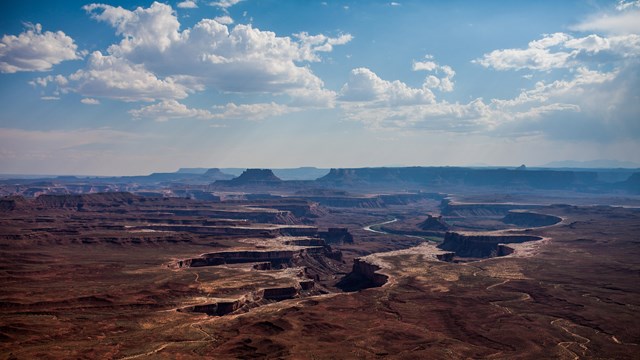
(1, 167), (639, 359)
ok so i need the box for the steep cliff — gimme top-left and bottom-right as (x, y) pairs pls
(503, 211), (561, 227)
(336, 258), (388, 291)
(438, 232), (542, 258)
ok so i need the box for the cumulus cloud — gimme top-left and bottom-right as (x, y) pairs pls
(84, 3), (181, 54)
(339, 55), (455, 109)
(413, 55), (456, 92)
(177, 1), (198, 9)
(473, 33), (573, 71)
(0, 23), (82, 73)
(80, 98), (100, 105)
(474, 32), (640, 71)
(340, 67), (435, 105)
(338, 64), (489, 132)
(213, 15), (234, 24)
(129, 99), (214, 121)
(209, 0), (243, 9)
(339, 40), (639, 142)
(29, 74), (68, 88)
(67, 51), (190, 102)
(69, 2), (350, 107)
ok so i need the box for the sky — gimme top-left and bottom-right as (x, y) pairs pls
(0, 0), (639, 175)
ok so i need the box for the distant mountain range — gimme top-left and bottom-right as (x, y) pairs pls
(542, 160), (639, 169)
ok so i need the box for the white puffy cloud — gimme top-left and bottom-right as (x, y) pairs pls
(29, 74), (68, 88)
(84, 3), (181, 54)
(177, 1), (198, 9)
(213, 15), (234, 25)
(412, 60), (437, 71)
(339, 56), (455, 108)
(67, 51), (190, 102)
(474, 32), (640, 71)
(340, 67), (435, 105)
(80, 98), (100, 105)
(129, 99), (214, 121)
(210, 0), (243, 9)
(73, 2), (350, 109)
(295, 33), (353, 57)
(412, 55), (456, 92)
(0, 23), (81, 73)
(339, 41), (639, 141)
(338, 65), (489, 132)
(474, 33), (573, 71)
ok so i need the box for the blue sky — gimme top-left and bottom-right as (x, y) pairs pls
(1, 0), (639, 175)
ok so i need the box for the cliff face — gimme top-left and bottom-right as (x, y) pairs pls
(503, 211), (561, 227)
(620, 173), (640, 193)
(418, 215), (449, 231)
(0, 196), (29, 211)
(318, 166), (600, 190)
(336, 258), (388, 291)
(438, 232), (542, 258)
(228, 169), (282, 185)
(441, 203), (540, 217)
(35, 192), (139, 210)
(319, 228), (354, 244)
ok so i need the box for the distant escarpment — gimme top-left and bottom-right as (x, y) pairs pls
(318, 167), (600, 190)
(213, 169), (283, 187)
(503, 211), (562, 227)
(618, 172), (640, 193)
(438, 232), (542, 258)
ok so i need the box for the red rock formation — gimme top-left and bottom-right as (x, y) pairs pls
(439, 232), (542, 258)
(337, 258), (388, 291)
(418, 215), (449, 231)
(503, 211), (561, 227)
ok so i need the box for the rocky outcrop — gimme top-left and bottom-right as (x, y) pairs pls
(190, 299), (244, 316)
(179, 244), (341, 269)
(497, 244), (515, 256)
(319, 228), (354, 244)
(262, 286), (298, 301)
(180, 250), (300, 268)
(503, 211), (561, 227)
(439, 232), (542, 258)
(219, 169), (283, 186)
(186, 284), (305, 316)
(336, 258), (388, 291)
(0, 196), (29, 211)
(436, 252), (455, 262)
(418, 215), (449, 231)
